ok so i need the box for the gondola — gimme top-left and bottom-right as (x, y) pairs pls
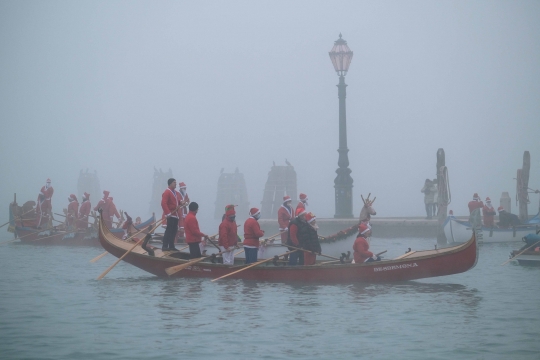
(14, 215), (155, 246)
(443, 214), (539, 244)
(99, 213), (479, 283)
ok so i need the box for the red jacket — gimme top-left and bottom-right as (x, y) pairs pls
(243, 217), (264, 247)
(179, 192), (190, 218)
(468, 200), (484, 214)
(218, 218), (238, 248)
(278, 205), (293, 230)
(67, 201), (79, 226)
(353, 235), (373, 263)
(295, 202), (305, 214)
(38, 186), (54, 210)
(482, 204), (496, 226)
(161, 188), (180, 218)
(184, 211), (205, 243)
(94, 197), (109, 218)
(107, 198), (120, 220)
(77, 200), (91, 229)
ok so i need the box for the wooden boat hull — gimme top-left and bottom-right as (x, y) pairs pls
(444, 216), (538, 244)
(15, 215), (155, 246)
(99, 215), (479, 283)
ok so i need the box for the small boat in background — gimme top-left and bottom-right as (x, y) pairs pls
(509, 233), (540, 266)
(444, 214), (539, 244)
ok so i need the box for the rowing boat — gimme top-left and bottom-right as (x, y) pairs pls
(98, 213), (479, 283)
(14, 215), (155, 246)
(443, 215), (539, 244)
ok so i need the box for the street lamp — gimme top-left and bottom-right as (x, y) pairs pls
(329, 33), (354, 218)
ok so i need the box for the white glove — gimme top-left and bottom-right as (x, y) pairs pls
(371, 255), (378, 261)
(165, 213), (171, 218)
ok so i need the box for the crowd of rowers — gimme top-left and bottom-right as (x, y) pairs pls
(466, 193), (524, 227)
(21, 178), (130, 231)
(160, 178), (381, 266)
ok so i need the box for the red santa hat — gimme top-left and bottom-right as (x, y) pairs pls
(473, 193), (479, 200)
(69, 194), (77, 201)
(305, 212), (316, 223)
(299, 193), (308, 201)
(359, 223), (370, 235)
(295, 208), (306, 217)
(283, 195), (291, 202)
(179, 182), (187, 189)
(485, 197), (491, 202)
(103, 190), (110, 198)
(225, 204), (237, 216)
(84, 192), (90, 199)
(449, 210), (454, 215)
(46, 178), (51, 183)
(498, 206), (505, 212)
(249, 208), (260, 217)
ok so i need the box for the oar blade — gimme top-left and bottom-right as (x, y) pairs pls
(165, 257), (205, 276)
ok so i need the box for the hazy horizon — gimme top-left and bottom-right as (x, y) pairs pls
(1, 1), (539, 228)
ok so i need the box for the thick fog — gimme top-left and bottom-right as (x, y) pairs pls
(1, 1), (539, 228)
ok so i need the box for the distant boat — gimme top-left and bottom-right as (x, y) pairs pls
(509, 233), (540, 266)
(13, 215), (155, 246)
(443, 214), (539, 244)
(98, 212), (479, 283)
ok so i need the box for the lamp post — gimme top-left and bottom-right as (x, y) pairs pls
(329, 33), (354, 219)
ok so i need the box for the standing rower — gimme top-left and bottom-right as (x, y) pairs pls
(468, 193), (484, 214)
(482, 197), (496, 227)
(218, 206), (238, 265)
(161, 178), (180, 251)
(77, 192), (91, 230)
(36, 178), (54, 228)
(177, 182), (190, 239)
(243, 208), (265, 264)
(66, 194), (79, 228)
(94, 191), (111, 227)
(296, 193), (308, 214)
(184, 202), (210, 258)
(301, 212), (322, 265)
(287, 208), (307, 266)
(107, 197), (121, 228)
(278, 195), (294, 244)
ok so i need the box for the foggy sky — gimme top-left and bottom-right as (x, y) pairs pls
(1, 0), (539, 228)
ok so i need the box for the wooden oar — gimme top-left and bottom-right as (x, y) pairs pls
(165, 247), (237, 276)
(501, 240), (540, 266)
(0, 226), (56, 245)
(54, 212), (122, 226)
(277, 243), (341, 261)
(96, 203), (182, 279)
(90, 218), (161, 263)
(211, 250), (297, 282)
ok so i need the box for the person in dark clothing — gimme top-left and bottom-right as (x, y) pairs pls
(287, 208), (308, 266)
(497, 206), (521, 228)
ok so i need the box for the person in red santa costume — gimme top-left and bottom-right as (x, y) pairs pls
(218, 206), (239, 265)
(36, 178), (54, 228)
(468, 193), (484, 214)
(482, 197), (496, 227)
(302, 212), (322, 265)
(184, 202), (210, 258)
(287, 208), (307, 266)
(161, 178), (181, 251)
(243, 208), (265, 264)
(296, 193), (308, 214)
(66, 194), (79, 228)
(77, 192), (91, 230)
(177, 182), (190, 240)
(107, 197), (121, 228)
(278, 195), (294, 244)
(94, 191), (111, 227)
(353, 223), (380, 263)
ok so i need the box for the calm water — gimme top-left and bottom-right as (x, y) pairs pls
(1, 235), (539, 360)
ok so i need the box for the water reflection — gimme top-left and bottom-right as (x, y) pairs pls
(348, 281), (482, 317)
